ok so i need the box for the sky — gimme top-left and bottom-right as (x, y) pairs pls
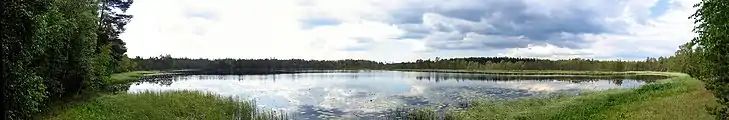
(120, 0), (698, 62)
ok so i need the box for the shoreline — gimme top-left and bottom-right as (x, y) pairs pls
(405, 70), (716, 119)
(395, 69), (686, 76)
(42, 69), (714, 120)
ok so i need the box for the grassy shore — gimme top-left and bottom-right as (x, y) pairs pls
(407, 70), (719, 120)
(47, 91), (287, 120)
(43, 71), (287, 120)
(107, 71), (158, 85)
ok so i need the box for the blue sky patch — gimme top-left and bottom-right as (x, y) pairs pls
(650, 0), (670, 17)
(300, 18), (342, 29)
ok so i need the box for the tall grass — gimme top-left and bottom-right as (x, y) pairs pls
(48, 91), (288, 120)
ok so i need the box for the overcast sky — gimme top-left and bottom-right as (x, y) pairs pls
(120, 0), (698, 62)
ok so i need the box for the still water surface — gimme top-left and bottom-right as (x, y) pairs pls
(127, 70), (661, 119)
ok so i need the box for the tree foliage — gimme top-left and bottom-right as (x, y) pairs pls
(389, 57), (680, 72)
(132, 56), (686, 72)
(2, 0), (134, 119)
(97, 0), (133, 73)
(3, 0), (55, 119)
(133, 55), (385, 72)
(690, 0), (729, 118)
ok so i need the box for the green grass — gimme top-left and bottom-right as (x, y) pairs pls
(43, 71), (287, 120)
(407, 73), (719, 120)
(108, 71), (158, 85)
(40, 71), (159, 119)
(47, 91), (287, 120)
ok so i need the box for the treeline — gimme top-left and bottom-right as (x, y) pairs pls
(133, 55), (385, 71)
(2, 0), (135, 119)
(132, 56), (688, 73)
(391, 57), (685, 72)
(445, 57), (549, 63)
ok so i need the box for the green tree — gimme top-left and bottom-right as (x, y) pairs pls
(120, 55), (138, 72)
(690, 0), (729, 118)
(2, 0), (52, 119)
(97, 0), (134, 73)
(3, 0), (108, 119)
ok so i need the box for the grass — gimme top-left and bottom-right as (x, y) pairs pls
(42, 71), (288, 120)
(40, 71), (160, 119)
(405, 72), (719, 120)
(47, 91), (287, 120)
(107, 71), (158, 85)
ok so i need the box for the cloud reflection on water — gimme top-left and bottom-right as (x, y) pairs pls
(127, 70), (655, 119)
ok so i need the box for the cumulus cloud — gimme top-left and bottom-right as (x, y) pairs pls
(500, 0), (697, 60)
(499, 44), (594, 59)
(121, 0), (699, 61)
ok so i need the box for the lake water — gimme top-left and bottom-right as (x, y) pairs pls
(127, 70), (662, 119)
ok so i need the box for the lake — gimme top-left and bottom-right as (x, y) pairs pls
(127, 70), (664, 119)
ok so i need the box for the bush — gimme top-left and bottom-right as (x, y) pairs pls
(4, 70), (47, 119)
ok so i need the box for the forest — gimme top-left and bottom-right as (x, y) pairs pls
(2, 0), (728, 119)
(133, 55), (691, 72)
(3, 0), (136, 119)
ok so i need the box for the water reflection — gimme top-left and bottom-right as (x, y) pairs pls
(128, 70), (662, 119)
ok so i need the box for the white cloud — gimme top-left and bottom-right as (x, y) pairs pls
(499, 44), (594, 59)
(500, 0), (697, 60)
(121, 0), (699, 61)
